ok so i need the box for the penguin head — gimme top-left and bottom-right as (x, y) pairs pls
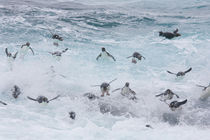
(43, 97), (49, 103)
(102, 47), (106, 52)
(26, 42), (30, 46)
(169, 101), (177, 108)
(177, 72), (185, 76)
(165, 89), (172, 94)
(125, 82), (129, 87)
(69, 111), (76, 120)
(52, 34), (58, 39)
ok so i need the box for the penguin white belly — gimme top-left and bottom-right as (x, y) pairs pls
(19, 46), (29, 58)
(200, 87), (210, 100)
(8, 57), (14, 63)
(7, 57), (14, 70)
(121, 87), (134, 99)
(121, 87), (130, 96)
(101, 52), (109, 59)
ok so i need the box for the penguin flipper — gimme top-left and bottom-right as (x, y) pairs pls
(29, 47), (35, 55)
(167, 71), (176, 75)
(155, 93), (164, 97)
(175, 94), (180, 98)
(126, 56), (132, 59)
(96, 53), (102, 60)
(178, 99), (187, 106)
(196, 84), (206, 88)
(5, 48), (9, 56)
(130, 89), (136, 95)
(112, 88), (121, 93)
(27, 96), (37, 102)
(49, 95), (60, 102)
(184, 67), (192, 74)
(0, 100), (7, 105)
(13, 52), (18, 59)
(109, 78), (117, 84)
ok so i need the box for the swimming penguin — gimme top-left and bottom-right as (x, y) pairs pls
(159, 29), (181, 39)
(0, 100), (7, 105)
(5, 48), (18, 70)
(112, 82), (137, 100)
(127, 52), (145, 64)
(83, 93), (99, 100)
(46, 26), (63, 46)
(19, 42), (34, 59)
(52, 34), (63, 41)
(49, 48), (68, 57)
(52, 34), (63, 47)
(11, 85), (21, 99)
(27, 95), (60, 103)
(167, 67), (192, 77)
(49, 48), (68, 60)
(155, 89), (179, 102)
(96, 48), (116, 61)
(169, 99), (187, 111)
(69, 111), (76, 120)
(92, 78), (117, 97)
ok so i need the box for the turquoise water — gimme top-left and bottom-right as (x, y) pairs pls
(0, 0), (210, 139)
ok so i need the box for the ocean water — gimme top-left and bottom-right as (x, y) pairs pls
(0, 0), (210, 139)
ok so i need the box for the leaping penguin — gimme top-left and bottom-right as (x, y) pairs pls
(96, 48), (116, 61)
(92, 78), (117, 97)
(167, 67), (192, 77)
(27, 95), (60, 103)
(5, 48), (18, 70)
(127, 52), (145, 64)
(49, 48), (68, 60)
(169, 99), (187, 111)
(49, 48), (68, 57)
(11, 85), (21, 99)
(112, 82), (137, 100)
(5, 48), (18, 60)
(156, 89), (179, 102)
(46, 26), (63, 46)
(19, 42), (34, 59)
(159, 29), (181, 39)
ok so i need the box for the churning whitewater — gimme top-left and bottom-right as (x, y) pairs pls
(0, 0), (210, 139)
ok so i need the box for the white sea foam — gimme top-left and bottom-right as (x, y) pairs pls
(0, 0), (210, 139)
